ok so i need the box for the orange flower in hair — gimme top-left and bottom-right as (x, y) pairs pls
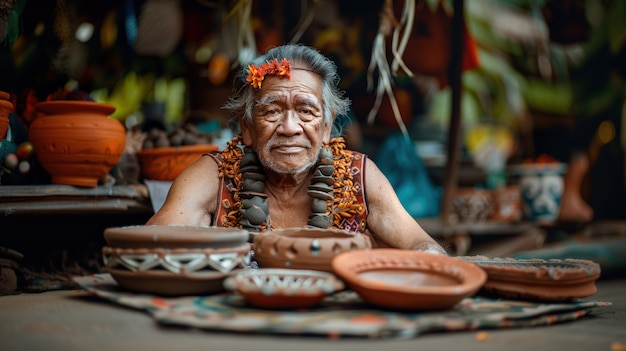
(245, 58), (291, 89)
(246, 64), (267, 89)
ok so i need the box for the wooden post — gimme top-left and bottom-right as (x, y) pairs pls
(440, 0), (465, 224)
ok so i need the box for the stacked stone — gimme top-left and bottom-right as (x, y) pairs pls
(307, 147), (335, 228)
(238, 147), (269, 232)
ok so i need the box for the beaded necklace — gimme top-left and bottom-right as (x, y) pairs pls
(218, 136), (361, 232)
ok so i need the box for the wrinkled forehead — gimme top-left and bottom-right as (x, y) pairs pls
(255, 92), (321, 109)
(255, 68), (323, 101)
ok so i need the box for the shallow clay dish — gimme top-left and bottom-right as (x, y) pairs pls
(223, 268), (345, 309)
(103, 225), (249, 249)
(253, 227), (372, 273)
(332, 249), (487, 310)
(459, 256), (601, 301)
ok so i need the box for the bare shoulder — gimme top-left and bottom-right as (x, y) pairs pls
(146, 154), (219, 226)
(363, 157), (394, 195)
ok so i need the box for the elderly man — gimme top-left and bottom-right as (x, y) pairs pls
(146, 44), (446, 255)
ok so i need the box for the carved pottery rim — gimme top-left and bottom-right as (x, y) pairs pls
(102, 244), (251, 275)
(223, 268), (345, 309)
(458, 255), (601, 301)
(458, 256), (601, 284)
(253, 227), (372, 272)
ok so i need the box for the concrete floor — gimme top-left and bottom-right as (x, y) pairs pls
(1, 277), (625, 351)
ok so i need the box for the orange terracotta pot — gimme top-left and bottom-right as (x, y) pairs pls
(136, 144), (219, 181)
(30, 101), (126, 187)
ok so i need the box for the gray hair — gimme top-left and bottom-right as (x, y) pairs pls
(222, 44), (351, 137)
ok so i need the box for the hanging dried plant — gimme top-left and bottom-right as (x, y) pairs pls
(222, 0), (257, 67)
(366, 0), (417, 140)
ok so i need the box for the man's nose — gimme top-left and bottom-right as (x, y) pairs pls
(277, 110), (303, 135)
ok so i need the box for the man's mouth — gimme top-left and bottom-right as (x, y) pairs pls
(273, 145), (306, 153)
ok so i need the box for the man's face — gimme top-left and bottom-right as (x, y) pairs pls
(241, 68), (332, 175)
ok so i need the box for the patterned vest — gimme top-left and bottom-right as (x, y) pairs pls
(208, 149), (368, 233)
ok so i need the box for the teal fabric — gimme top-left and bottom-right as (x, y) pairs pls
(374, 133), (441, 219)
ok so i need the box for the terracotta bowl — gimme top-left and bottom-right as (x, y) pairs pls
(136, 144), (219, 181)
(459, 256), (601, 301)
(30, 101), (126, 187)
(253, 227), (372, 273)
(102, 225), (251, 296)
(332, 249), (487, 310)
(223, 268), (345, 309)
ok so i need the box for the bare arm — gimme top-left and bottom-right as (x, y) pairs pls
(363, 158), (447, 255)
(146, 155), (218, 226)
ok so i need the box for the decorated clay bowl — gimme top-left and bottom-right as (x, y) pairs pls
(223, 268), (345, 309)
(459, 256), (601, 301)
(332, 249), (487, 310)
(253, 227), (372, 273)
(136, 144), (219, 181)
(102, 225), (251, 296)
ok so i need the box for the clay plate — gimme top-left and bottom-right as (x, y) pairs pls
(459, 256), (601, 301)
(332, 249), (487, 310)
(224, 268), (345, 309)
(103, 225), (249, 249)
(253, 227), (372, 273)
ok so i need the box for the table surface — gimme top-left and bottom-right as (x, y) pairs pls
(0, 184), (152, 215)
(1, 277), (625, 351)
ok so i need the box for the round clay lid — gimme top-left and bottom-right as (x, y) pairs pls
(104, 225), (249, 249)
(459, 256), (601, 301)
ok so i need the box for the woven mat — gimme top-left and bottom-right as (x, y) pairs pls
(72, 274), (611, 339)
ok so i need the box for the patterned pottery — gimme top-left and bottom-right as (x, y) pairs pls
(459, 256), (601, 301)
(332, 249), (487, 310)
(510, 163), (568, 223)
(253, 227), (372, 273)
(223, 268), (345, 309)
(489, 185), (522, 222)
(452, 187), (493, 222)
(30, 101), (126, 187)
(136, 144), (219, 181)
(102, 225), (251, 296)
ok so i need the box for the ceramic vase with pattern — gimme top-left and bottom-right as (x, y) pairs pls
(517, 163), (567, 223)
